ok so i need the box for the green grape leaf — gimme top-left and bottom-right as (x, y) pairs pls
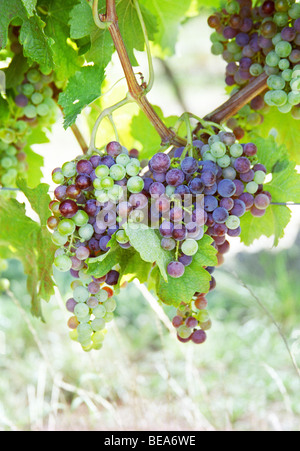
(40, 0), (82, 82)
(255, 108), (300, 165)
(4, 53), (29, 89)
(139, 0), (193, 55)
(123, 223), (170, 281)
(119, 251), (152, 285)
(0, 96), (10, 122)
(130, 106), (179, 159)
(21, 0), (37, 16)
(58, 65), (105, 128)
(156, 234), (217, 307)
(0, 0), (54, 72)
(239, 206), (292, 247)
(0, 182), (56, 318)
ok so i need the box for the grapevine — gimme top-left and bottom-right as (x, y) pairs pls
(0, 0), (299, 354)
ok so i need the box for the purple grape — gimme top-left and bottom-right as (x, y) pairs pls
(295, 19), (300, 33)
(234, 157), (251, 174)
(223, 26), (237, 39)
(142, 177), (153, 192)
(217, 179), (237, 198)
(178, 254), (193, 267)
(152, 171), (166, 183)
(240, 170), (255, 182)
(166, 169), (185, 187)
(227, 226), (241, 237)
(174, 147), (185, 158)
(173, 225), (187, 241)
(59, 199), (78, 218)
(88, 282), (100, 294)
(192, 209), (207, 226)
(204, 183), (217, 195)
(204, 195), (218, 212)
(233, 179), (245, 197)
(167, 261), (185, 278)
(149, 153), (171, 173)
(88, 238), (100, 252)
(54, 185), (67, 201)
(175, 185), (191, 198)
(254, 193), (270, 210)
(76, 246), (90, 260)
(66, 298), (77, 313)
(201, 170), (216, 187)
(75, 174), (92, 190)
(100, 155), (115, 168)
(181, 157), (199, 175)
(89, 155), (102, 168)
(76, 159), (93, 174)
(106, 270), (119, 285)
(212, 207), (229, 224)
(85, 199), (100, 216)
(186, 316), (198, 328)
(281, 26), (296, 42)
(15, 94), (29, 107)
(106, 141), (122, 157)
(99, 235), (111, 252)
(239, 192), (254, 210)
(243, 143), (257, 156)
(219, 197), (234, 211)
(236, 32), (250, 46)
(149, 182), (165, 198)
(188, 177), (204, 194)
(159, 221), (174, 238)
(191, 330), (207, 344)
(231, 199), (246, 217)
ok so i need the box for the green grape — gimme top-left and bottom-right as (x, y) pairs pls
(62, 161), (76, 177)
(254, 170), (266, 184)
(0, 278), (10, 292)
(91, 318), (106, 331)
(77, 323), (93, 336)
(78, 223), (94, 240)
(93, 178), (102, 190)
(126, 161), (140, 177)
(6, 146), (17, 156)
(197, 310), (210, 324)
(177, 325), (192, 339)
(116, 153), (130, 167)
(246, 181), (259, 194)
(1, 157), (13, 169)
(275, 41), (292, 58)
(51, 231), (68, 246)
(250, 63), (263, 76)
(110, 164), (126, 181)
(36, 103), (50, 117)
(281, 69), (293, 82)
(95, 190), (109, 203)
(98, 289), (109, 302)
(202, 151), (217, 162)
(23, 105), (37, 119)
(230, 143), (243, 157)
(93, 304), (106, 318)
(104, 298), (117, 313)
(54, 254), (72, 272)
(43, 86), (54, 98)
(104, 312), (114, 322)
(210, 141), (226, 158)
(73, 286), (89, 303)
(217, 155), (231, 168)
(52, 170), (65, 184)
(57, 218), (76, 235)
(116, 229), (129, 244)
(288, 91), (300, 106)
(108, 184), (124, 202)
(267, 75), (286, 90)
(225, 215), (240, 230)
(0, 128), (16, 144)
(74, 303), (90, 319)
(181, 239), (198, 256)
(22, 84), (35, 96)
(272, 33), (282, 46)
(27, 69), (41, 84)
(290, 77), (300, 91)
(266, 50), (280, 67)
(269, 90), (288, 106)
(31, 92), (44, 105)
(291, 107), (300, 120)
(95, 165), (110, 178)
(278, 103), (292, 113)
(72, 210), (89, 226)
(211, 42), (224, 55)
(92, 331), (106, 344)
(278, 59), (290, 70)
(100, 176), (114, 190)
(289, 3), (300, 19)
(273, 12), (289, 27)
(127, 176), (144, 193)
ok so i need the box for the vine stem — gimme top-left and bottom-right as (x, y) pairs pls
(93, 0), (186, 147)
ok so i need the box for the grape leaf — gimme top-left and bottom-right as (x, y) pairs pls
(0, 182), (56, 318)
(123, 223), (170, 281)
(58, 65), (105, 128)
(253, 108), (300, 165)
(21, 0), (37, 16)
(156, 234), (217, 307)
(119, 251), (152, 285)
(139, 0), (193, 55)
(40, 0), (82, 82)
(4, 53), (29, 89)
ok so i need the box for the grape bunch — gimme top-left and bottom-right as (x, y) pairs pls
(208, 0), (300, 119)
(47, 141), (146, 351)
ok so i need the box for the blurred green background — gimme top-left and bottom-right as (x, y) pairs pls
(1, 14), (300, 432)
